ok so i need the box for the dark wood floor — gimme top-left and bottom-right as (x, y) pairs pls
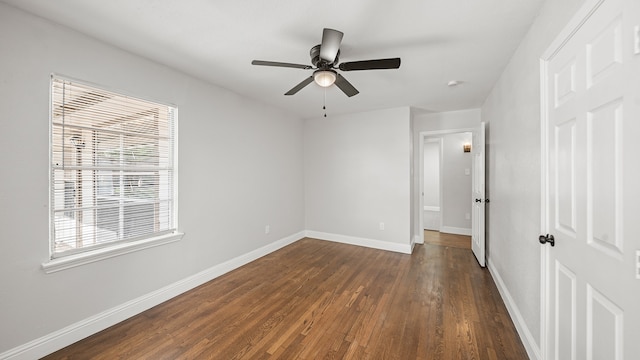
(423, 230), (472, 249)
(43, 235), (528, 359)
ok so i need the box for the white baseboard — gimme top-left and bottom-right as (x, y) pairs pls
(0, 231), (305, 360)
(3, 230), (414, 359)
(488, 259), (541, 360)
(439, 226), (472, 236)
(305, 230), (412, 254)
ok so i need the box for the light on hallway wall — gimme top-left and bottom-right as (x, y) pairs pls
(463, 143), (471, 153)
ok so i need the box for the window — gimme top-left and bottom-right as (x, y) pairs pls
(49, 76), (178, 261)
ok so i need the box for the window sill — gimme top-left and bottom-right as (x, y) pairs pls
(42, 232), (184, 274)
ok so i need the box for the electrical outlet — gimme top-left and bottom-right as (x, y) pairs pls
(265, 225), (270, 234)
(379, 222), (385, 230)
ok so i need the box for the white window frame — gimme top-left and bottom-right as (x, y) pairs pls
(43, 75), (183, 273)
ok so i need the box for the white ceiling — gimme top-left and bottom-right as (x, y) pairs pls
(2, 0), (545, 119)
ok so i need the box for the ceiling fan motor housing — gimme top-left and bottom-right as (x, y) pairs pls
(310, 44), (339, 69)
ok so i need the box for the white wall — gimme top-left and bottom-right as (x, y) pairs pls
(411, 109), (480, 242)
(413, 108), (481, 132)
(422, 140), (440, 209)
(0, 4), (304, 356)
(422, 137), (441, 230)
(304, 107), (412, 252)
(440, 132), (472, 233)
(423, 138), (439, 233)
(481, 0), (585, 356)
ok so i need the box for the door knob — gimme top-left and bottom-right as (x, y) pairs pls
(539, 234), (555, 247)
(475, 198), (482, 202)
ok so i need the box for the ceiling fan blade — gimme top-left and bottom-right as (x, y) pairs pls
(320, 28), (343, 63)
(339, 58), (401, 71)
(334, 74), (359, 97)
(285, 76), (314, 95)
(252, 60), (312, 70)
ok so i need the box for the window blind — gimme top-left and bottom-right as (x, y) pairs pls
(50, 76), (176, 258)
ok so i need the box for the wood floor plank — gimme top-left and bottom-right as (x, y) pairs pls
(42, 236), (528, 359)
(424, 230), (472, 249)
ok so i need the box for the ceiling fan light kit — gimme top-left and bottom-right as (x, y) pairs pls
(313, 70), (337, 87)
(252, 28), (401, 97)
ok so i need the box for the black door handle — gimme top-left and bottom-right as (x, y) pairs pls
(475, 198), (482, 202)
(539, 234), (555, 247)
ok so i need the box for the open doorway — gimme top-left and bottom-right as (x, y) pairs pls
(412, 109), (485, 266)
(422, 138), (441, 231)
(421, 131), (473, 237)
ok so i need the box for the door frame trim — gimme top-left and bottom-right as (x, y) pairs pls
(417, 128), (475, 245)
(539, 1), (605, 358)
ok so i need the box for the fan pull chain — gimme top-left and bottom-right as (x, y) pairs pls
(323, 89), (327, 117)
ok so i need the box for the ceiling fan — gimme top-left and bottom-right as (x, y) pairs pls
(251, 28), (401, 97)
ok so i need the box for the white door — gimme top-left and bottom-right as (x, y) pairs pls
(471, 122), (485, 267)
(542, 0), (640, 358)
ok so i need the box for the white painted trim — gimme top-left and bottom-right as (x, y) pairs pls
(539, 53), (551, 360)
(418, 135), (443, 246)
(42, 232), (185, 274)
(418, 128), (477, 248)
(5, 231), (416, 359)
(423, 206), (440, 212)
(413, 234), (424, 245)
(488, 259), (541, 360)
(540, 0), (606, 60)
(419, 128), (477, 136)
(439, 226), (471, 236)
(305, 230), (413, 254)
(420, 133), (424, 243)
(47, 74), (181, 270)
(437, 138), (444, 232)
(418, 133), (425, 245)
(3, 231), (305, 360)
